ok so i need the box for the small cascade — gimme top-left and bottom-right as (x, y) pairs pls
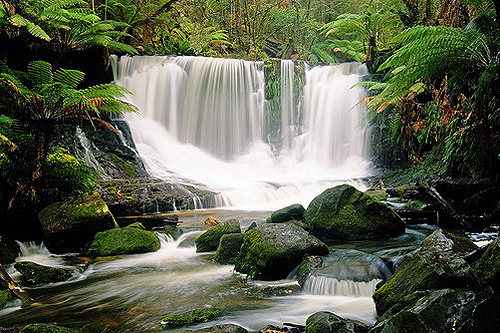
(280, 59), (297, 152)
(15, 241), (66, 267)
(75, 127), (108, 178)
(303, 276), (381, 297)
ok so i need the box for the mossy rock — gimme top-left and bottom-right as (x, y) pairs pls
(303, 184), (405, 240)
(268, 204), (305, 223)
(87, 227), (160, 256)
(20, 323), (79, 333)
(0, 236), (20, 264)
(234, 222), (328, 280)
(38, 192), (118, 254)
(164, 225), (184, 240)
(365, 188), (388, 202)
(0, 289), (15, 309)
(372, 230), (479, 316)
(176, 324), (247, 333)
(125, 222), (145, 230)
(305, 311), (370, 333)
(214, 233), (244, 264)
(472, 237), (500, 290)
(14, 261), (73, 286)
(195, 219), (241, 253)
(160, 308), (222, 327)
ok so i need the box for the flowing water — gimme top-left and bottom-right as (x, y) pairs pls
(0, 211), (438, 332)
(111, 56), (371, 210)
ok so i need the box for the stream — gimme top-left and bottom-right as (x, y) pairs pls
(0, 210), (438, 332)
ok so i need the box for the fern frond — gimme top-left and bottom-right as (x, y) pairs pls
(53, 68), (86, 88)
(28, 61), (54, 85)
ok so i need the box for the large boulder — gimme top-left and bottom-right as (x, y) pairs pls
(268, 204), (305, 223)
(472, 237), (500, 290)
(306, 311), (370, 333)
(303, 185), (405, 240)
(87, 225), (160, 256)
(14, 261), (73, 286)
(195, 219), (241, 253)
(38, 192), (118, 254)
(372, 230), (479, 316)
(369, 288), (499, 333)
(160, 308), (222, 328)
(234, 222), (329, 280)
(214, 233), (244, 264)
(0, 236), (20, 264)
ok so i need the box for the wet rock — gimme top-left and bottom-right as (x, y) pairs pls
(472, 237), (500, 290)
(20, 323), (79, 333)
(234, 222), (328, 280)
(0, 236), (20, 265)
(365, 188), (388, 202)
(160, 308), (222, 327)
(0, 290), (15, 309)
(38, 192), (118, 254)
(178, 324), (248, 333)
(87, 226), (160, 256)
(195, 219), (241, 253)
(214, 233), (244, 264)
(305, 311), (370, 333)
(303, 184), (405, 240)
(268, 204), (305, 223)
(14, 261), (73, 286)
(370, 288), (498, 333)
(372, 230), (479, 316)
(205, 216), (221, 226)
(98, 178), (217, 217)
(164, 225), (184, 240)
(259, 325), (302, 333)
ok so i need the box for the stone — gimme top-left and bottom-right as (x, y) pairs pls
(204, 216), (221, 226)
(472, 237), (500, 290)
(195, 219), (241, 253)
(20, 323), (79, 333)
(370, 288), (497, 333)
(160, 308), (222, 327)
(14, 261), (72, 286)
(87, 227), (160, 256)
(214, 233), (244, 264)
(177, 324), (247, 333)
(305, 311), (370, 333)
(303, 185), (405, 240)
(234, 222), (328, 280)
(38, 192), (118, 254)
(0, 290), (15, 309)
(0, 236), (20, 264)
(372, 230), (479, 316)
(269, 204), (305, 223)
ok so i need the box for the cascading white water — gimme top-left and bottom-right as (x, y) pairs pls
(303, 276), (381, 297)
(111, 56), (371, 210)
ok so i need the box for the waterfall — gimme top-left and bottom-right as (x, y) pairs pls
(111, 56), (371, 210)
(303, 276), (381, 297)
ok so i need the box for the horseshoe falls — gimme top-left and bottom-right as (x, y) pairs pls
(111, 56), (371, 210)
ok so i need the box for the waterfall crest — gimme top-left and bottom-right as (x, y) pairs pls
(112, 56), (371, 210)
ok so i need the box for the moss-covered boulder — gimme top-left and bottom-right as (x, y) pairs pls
(0, 289), (15, 309)
(176, 324), (247, 333)
(195, 219), (241, 253)
(160, 308), (222, 327)
(87, 226), (160, 256)
(303, 185), (405, 240)
(472, 237), (500, 290)
(234, 222), (329, 280)
(268, 204), (305, 223)
(214, 233), (244, 264)
(38, 192), (118, 254)
(372, 230), (479, 316)
(305, 311), (370, 333)
(20, 323), (79, 333)
(0, 236), (20, 264)
(370, 288), (498, 333)
(14, 261), (73, 286)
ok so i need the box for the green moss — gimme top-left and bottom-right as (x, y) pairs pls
(214, 233), (244, 264)
(0, 236), (20, 264)
(365, 188), (389, 202)
(443, 232), (478, 254)
(0, 290), (15, 309)
(195, 219), (241, 253)
(160, 308), (222, 327)
(125, 222), (145, 230)
(87, 227), (160, 256)
(472, 238), (500, 286)
(20, 323), (79, 333)
(109, 153), (137, 178)
(269, 204), (305, 223)
(14, 261), (73, 286)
